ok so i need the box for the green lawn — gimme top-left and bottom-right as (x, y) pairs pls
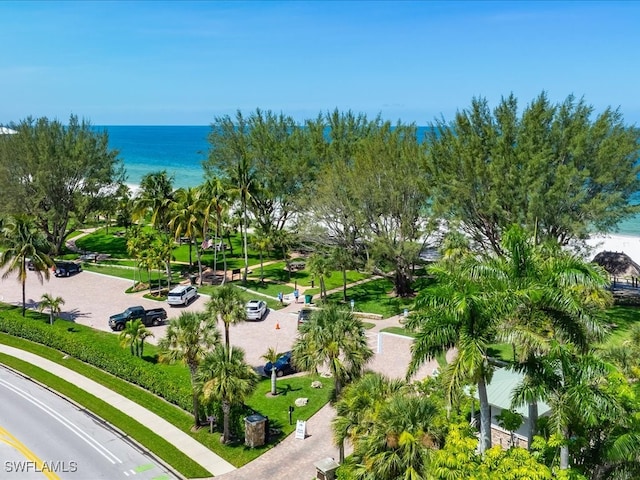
(324, 278), (414, 318)
(0, 313), (330, 468)
(75, 228), (129, 257)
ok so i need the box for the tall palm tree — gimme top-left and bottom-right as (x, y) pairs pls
(251, 229), (273, 284)
(205, 285), (246, 349)
(512, 342), (622, 471)
(261, 347), (280, 396)
(0, 215), (54, 316)
(492, 226), (611, 445)
(132, 170), (175, 231)
(201, 176), (231, 282)
(307, 253), (332, 301)
(159, 312), (221, 426)
(293, 305), (373, 398)
(333, 372), (408, 463)
(196, 344), (258, 444)
(119, 318), (154, 357)
(38, 293), (65, 325)
(169, 187), (206, 273)
(228, 155), (255, 286)
(406, 255), (498, 454)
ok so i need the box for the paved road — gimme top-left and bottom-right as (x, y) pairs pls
(0, 366), (176, 480)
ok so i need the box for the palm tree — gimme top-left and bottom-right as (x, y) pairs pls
(251, 229), (273, 284)
(292, 305), (373, 398)
(0, 215), (54, 316)
(333, 372), (407, 463)
(119, 318), (154, 357)
(38, 293), (65, 325)
(406, 255), (498, 454)
(206, 285), (246, 349)
(159, 312), (221, 426)
(132, 170), (175, 232)
(261, 347), (280, 396)
(201, 176), (231, 282)
(169, 187), (206, 273)
(227, 154), (255, 286)
(493, 226), (611, 446)
(341, 389), (442, 479)
(307, 253), (332, 301)
(331, 246), (355, 302)
(196, 344), (258, 444)
(512, 343), (622, 470)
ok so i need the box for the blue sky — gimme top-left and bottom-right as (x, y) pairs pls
(1, 1), (639, 126)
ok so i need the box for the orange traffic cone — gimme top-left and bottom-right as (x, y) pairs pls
(275, 322), (280, 330)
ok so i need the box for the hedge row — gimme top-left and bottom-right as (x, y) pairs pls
(0, 310), (193, 412)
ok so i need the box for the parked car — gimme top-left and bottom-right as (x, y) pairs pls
(245, 300), (267, 320)
(263, 351), (296, 377)
(108, 306), (168, 331)
(297, 308), (313, 326)
(54, 261), (82, 277)
(167, 285), (198, 306)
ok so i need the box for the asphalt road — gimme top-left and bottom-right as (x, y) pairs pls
(0, 366), (176, 480)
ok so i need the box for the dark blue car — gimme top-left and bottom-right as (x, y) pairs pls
(263, 351), (296, 377)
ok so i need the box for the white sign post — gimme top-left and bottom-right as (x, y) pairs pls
(295, 419), (307, 439)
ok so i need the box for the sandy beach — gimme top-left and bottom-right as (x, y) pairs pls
(585, 233), (640, 265)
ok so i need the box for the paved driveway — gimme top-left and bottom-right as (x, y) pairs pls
(0, 269), (299, 369)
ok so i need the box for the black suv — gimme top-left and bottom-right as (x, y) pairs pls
(54, 261), (82, 277)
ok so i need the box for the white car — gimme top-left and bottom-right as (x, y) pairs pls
(167, 285), (198, 306)
(246, 300), (267, 320)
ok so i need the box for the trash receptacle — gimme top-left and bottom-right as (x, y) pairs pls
(245, 414), (268, 448)
(304, 294), (313, 304)
(189, 274), (197, 285)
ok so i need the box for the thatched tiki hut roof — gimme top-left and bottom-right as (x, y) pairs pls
(592, 251), (640, 279)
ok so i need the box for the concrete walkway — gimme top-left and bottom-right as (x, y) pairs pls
(0, 344), (236, 478)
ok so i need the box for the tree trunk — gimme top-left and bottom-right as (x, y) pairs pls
(213, 219), (219, 282)
(195, 242), (203, 286)
(560, 426), (570, 470)
(394, 267), (413, 297)
(527, 402), (538, 449)
(222, 401), (231, 444)
(21, 277), (26, 317)
(188, 238), (193, 269)
(259, 251), (264, 283)
(477, 379), (492, 454)
(242, 202), (248, 285)
(224, 323), (230, 349)
(221, 247), (227, 286)
(339, 441), (345, 463)
(271, 369), (277, 395)
(342, 268), (347, 302)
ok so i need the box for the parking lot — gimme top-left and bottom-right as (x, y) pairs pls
(0, 268), (439, 377)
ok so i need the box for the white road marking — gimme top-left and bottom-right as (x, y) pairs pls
(0, 378), (122, 464)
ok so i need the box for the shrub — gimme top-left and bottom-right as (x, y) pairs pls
(0, 307), (193, 411)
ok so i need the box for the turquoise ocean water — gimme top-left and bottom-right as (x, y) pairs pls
(99, 125), (640, 236)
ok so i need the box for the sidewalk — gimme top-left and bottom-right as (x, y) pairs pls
(0, 344), (236, 478)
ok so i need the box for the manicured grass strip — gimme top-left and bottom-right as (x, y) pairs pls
(380, 326), (415, 337)
(82, 263), (168, 283)
(0, 353), (210, 479)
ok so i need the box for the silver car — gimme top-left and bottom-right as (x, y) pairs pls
(245, 300), (267, 320)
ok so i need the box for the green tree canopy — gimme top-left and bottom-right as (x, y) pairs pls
(0, 115), (124, 253)
(426, 93), (640, 252)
